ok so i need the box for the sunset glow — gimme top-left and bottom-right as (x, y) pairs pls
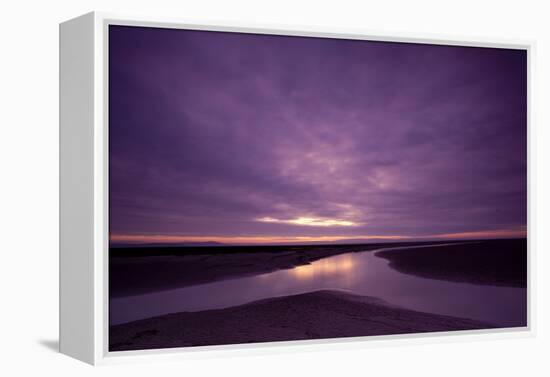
(256, 216), (358, 227)
(110, 226), (526, 245)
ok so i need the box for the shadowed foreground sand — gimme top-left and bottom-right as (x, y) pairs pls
(110, 290), (493, 351)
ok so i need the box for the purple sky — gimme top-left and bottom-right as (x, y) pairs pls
(109, 25), (526, 244)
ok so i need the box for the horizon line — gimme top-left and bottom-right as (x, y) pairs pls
(109, 226), (527, 246)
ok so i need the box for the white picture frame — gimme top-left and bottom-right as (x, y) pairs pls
(59, 11), (534, 365)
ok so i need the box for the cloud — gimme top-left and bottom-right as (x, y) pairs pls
(108, 26), (527, 241)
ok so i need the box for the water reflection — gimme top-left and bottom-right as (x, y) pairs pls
(289, 255), (356, 280)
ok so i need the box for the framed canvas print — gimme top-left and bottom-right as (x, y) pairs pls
(59, 12), (532, 365)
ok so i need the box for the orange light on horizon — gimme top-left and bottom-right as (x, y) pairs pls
(431, 227), (527, 240)
(110, 226), (526, 245)
(109, 233), (408, 245)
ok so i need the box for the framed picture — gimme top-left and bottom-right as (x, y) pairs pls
(60, 12), (531, 365)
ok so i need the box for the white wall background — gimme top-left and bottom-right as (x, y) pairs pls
(0, 0), (548, 375)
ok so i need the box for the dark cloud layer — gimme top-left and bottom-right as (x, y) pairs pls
(109, 25), (526, 241)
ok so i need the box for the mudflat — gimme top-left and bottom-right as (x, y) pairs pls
(110, 290), (493, 351)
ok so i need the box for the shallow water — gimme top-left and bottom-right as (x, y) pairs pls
(110, 244), (527, 327)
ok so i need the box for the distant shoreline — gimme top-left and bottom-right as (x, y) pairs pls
(110, 238), (526, 297)
(110, 239), (475, 256)
(109, 240), (468, 297)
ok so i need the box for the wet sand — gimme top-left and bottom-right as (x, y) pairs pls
(376, 238), (527, 287)
(110, 290), (493, 351)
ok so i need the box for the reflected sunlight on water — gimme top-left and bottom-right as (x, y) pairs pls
(291, 254), (357, 280)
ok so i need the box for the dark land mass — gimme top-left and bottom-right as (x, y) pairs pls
(110, 240), (466, 297)
(112, 241), (227, 248)
(376, 238), (527, 287)
(110, 240), (465, 257)
(109, 290), (494, 351)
